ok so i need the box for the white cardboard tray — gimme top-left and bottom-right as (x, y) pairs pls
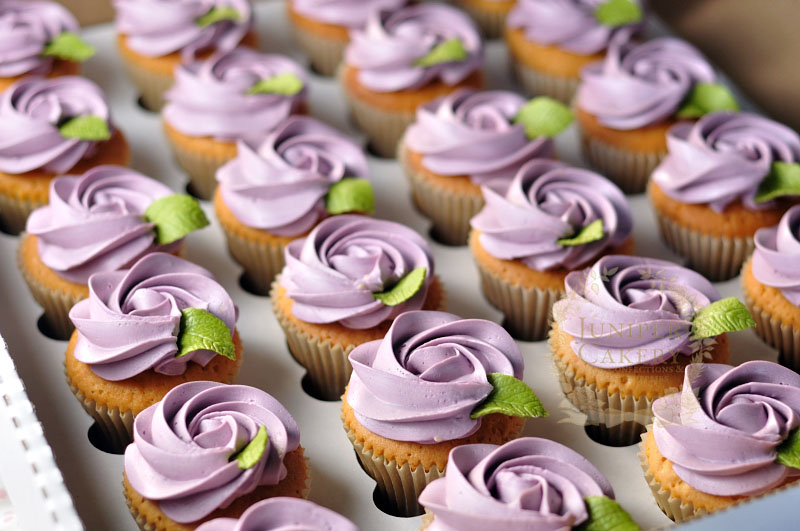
(0, 2), (795, 529)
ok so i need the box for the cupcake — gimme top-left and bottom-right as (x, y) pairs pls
(215, 117), (373, 295)
(0, 76), (130, 235)
(124, 381), (310, 530)
(163, 48), (308, 200)
(271, 215), (444, 400)
(454, 0), (516, 40)
(400, 89), (567, 245)
(66, 253), (241, 451)
(19, 165), (208, 339)
(575, 37), (738, 193)
(0, 0), (94, 92)
(641, 361), (800, 522)
(340, 4), (484, 157)
(650, 112), (800, 281)
(744, 205), (800, 372)
(114, 0), (256, 111)
(419, 437), (638, 530)
(550, 255), (754, 446)
(287, 0), (407, 77)
(343, 310), (546, 516)
(505, 0), (643, 102)
(196, 498), (357, 531)
(470, 159), (633, 341)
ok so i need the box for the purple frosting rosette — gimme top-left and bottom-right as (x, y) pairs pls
(752, 205), (800, 306)
(196, 498), (358, 531)
(290, 0), (406, 28)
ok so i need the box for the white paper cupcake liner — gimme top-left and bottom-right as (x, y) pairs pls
(166, 135), (234, 201)
(0, 193), (45, 235)
(119, 56), (173, 112)
(473, 259), (564, 342)
(510, 60), (578, 104)
(653, 208), (754, 281)
(343, 420), (444, 517)
(579, 133), (665, 194)
(454, 1), (509, 39)
(742, 276), (800, 373)
(219, 222), (287, 296)
(291, 23), (347, 77)
(398, 142), (484, 246)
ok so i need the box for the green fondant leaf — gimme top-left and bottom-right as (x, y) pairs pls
(144, 194), (210, 245)
(413, 38), (468, 68)
(576, 496), (640, 531)
(177, 307), (236, 361)
(470, 373), (548, 419)
(373, 267), (427, 306)
(755, 162), (800, 203)
(513, 97), (574, 139)
(196, 6), (240, 27)
(58, 116), (110, 141)
(776, 427), (800, 470)
(232, 426), (268, 470)
(691, 297), (755, 339)
(558, 219), (605, 247)
(247, 73), (304, 96)
(325, 178), (375, 215)
(42, 32), (95, 62)
(594, 0), (643, 28)
(675, 83), (740, 119)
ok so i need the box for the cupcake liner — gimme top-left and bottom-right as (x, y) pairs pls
(742, 279), (800, 373)
(420, 511), (435, 530)
(343, 419), (444, 517)
(398, 141), (484, 246)
(474, 258), (564, 342)
(291, 24), (347, 77)
(119, 56), (173, 112)
(638, 428), (706, 523)
(339, 68), (415, 158)
(654, 208), (754, 281)
(66, 364), (135, 453)
(270, 278), (355, 401)
(0, 193), (45, 235)
(509, 59), (579, 104)
(551, 347), (654, 446)
(579, 133), (665, 194)
(166, 135), (234, 201)
(219, 225), (287, 296)
(455, 1), (510, 40)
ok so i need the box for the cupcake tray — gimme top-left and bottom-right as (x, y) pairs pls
(0, 2), (796, 529)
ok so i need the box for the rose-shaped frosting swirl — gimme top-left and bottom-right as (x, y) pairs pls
(163, 49), (307, 141)
(552, 255), (721, 368)
(0, 0), (80, 77)
(347, 311), (523, 443)
(124, 381), (300, 523)
(26, 165), (179, 284)
(652, 361), (800, 497)
(652, 112), (800, 212)
(0, 76), (112, 174)
(419, 437), (614, 530)
(196, 498), (358, 531)
(402, 89), (555, 188)
(114, 0), (253, 60)
(576, 37), (716, 130)
(217, 117), (369, 236)
(471, 159), (632, 271)
(69, 253), (238, 381)
(753, 205), (800, 306)
(344, 4), (483, 93)
(506, 0), (642, 55)
(281, 215), (434, 329)
(290, 0), (406, 28)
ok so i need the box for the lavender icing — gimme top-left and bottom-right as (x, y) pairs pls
(506, 0), (642, 55)
(69, 253), (237, 381)
(124, 381), (300, 523)
(576, 37), (716, 130)
(0, 0), (80, 77)
(344, 4), (482, 92)
(26, 165), (181, 284)
(196, 498), (358, 531)
(652, 361), (800, 497)
(418, 437), (615, 530)
(290, 0), (406, 28)
(402, 89), (555, 188)
(471, 159), (632, 271)
(652, 112), (800, 212)
(217, 117), (369, 236)
(281, 215), (434, 329)
(752, 205), (800, 306)
(0, 76), (113, 174)
(347, 310), (524, 443)
(163, 49), (307, 141)
(552, 255), (721, 369)
(114, 0), (253, 60)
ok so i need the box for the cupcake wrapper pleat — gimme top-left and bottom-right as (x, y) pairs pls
(638, 427), (706, 523)
(339, 68), (415, 158)
(455, 2), (509, 39)
(551, 346), (654, 446)
(579, 133), (664, 194)
(474, 258), (563, 342)
(654, 209), (754, 281)
(0, 193), (44, 235)
(509, 60), (578, 104)
(343, 420), (444, 517)
(291, 25), (347, 77)
(742, 278), (800, 373)
(398, 142), (484, 246)
(119, 57), (173, 112)
(219, 226), (287, 296)
(166, 136), (233, 201)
